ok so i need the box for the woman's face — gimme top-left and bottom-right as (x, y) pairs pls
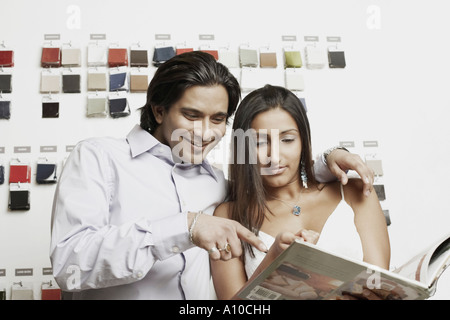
(250, 107), (302, 188)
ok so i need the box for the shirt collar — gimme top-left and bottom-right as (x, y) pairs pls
(126, 124), (219, 181)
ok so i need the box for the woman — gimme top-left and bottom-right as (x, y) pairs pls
(211, 85), (390, 299)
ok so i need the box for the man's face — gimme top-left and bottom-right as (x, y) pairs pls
(152, 85), (229, 164)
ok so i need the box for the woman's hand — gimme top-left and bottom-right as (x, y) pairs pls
(297, 229), (320, 244)
(271, 229), (320, 257)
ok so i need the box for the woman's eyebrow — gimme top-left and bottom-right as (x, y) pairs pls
(280, 129), (299, 134)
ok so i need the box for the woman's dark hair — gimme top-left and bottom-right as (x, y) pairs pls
(228, 84), (317, 256)
(140, 51), (241, 133)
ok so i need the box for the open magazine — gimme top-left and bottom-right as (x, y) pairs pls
(236, 233), (450, 300)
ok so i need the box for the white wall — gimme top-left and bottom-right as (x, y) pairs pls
(0, 0), (449, 299)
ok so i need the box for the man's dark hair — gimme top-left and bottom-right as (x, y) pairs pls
(140, 51), (241, 133)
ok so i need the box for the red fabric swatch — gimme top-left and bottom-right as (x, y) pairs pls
(41, 47), (61, 67)
(108, 48), (128, 67)
(200, 50), (219, 60)
(176, 48), (194, 55)
(9, 164), (31, 183)
(0, 50), (14, 67)
(41, 288), (61, 300)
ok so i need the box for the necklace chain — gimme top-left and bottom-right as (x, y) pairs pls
(269, 193), (302, 216)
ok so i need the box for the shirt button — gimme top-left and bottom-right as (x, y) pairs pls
(172, 246), (180, 253)
(158, 147), (164, 153)
(136, 271), (144, 278)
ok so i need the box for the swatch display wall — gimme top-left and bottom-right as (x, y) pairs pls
(0, 25), (399, 300)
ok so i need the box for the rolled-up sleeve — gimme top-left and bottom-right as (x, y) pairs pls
(49, 140), (193, 291)
(313, 152), (337, 183)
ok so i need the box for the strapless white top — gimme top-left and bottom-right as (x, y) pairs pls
(244, 184), (363, 278)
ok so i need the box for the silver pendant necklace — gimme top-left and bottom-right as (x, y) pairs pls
(269, 193), (302, 216)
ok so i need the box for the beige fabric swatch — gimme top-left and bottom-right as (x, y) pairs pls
(130, 74), (148, 92)
(61, 48), (81, 67)
(88, 72), (107, 91)
(87, 96), (107, 117)
(40, 72), (60, 93)
(260, 52), (277, 68)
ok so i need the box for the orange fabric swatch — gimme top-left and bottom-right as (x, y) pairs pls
(41, 47), (61, 68)
(201, 50), (218, 60)
(108, 48), (128, 67)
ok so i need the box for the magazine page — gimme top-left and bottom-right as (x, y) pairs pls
(237, 240), (429, 300)
(426, 236), (450, 289)
(392, 251), (431, 284)
(393, 234), (450, 287)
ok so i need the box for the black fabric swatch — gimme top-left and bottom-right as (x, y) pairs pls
(374, 184), (386, 201)
(0, 165), (4, 184)
(9, 190), (30, 211)
(0, 74), (12, 93)
(130, 50), (149, 67)
(0, 100), (11, 119)
(62, 74), (81, 93)
(328, 50), (346, 68)
(109, 98), (130, 118)
(42, 102), (59, 118)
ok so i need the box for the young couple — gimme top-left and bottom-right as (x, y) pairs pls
(50, 51), (389, 300)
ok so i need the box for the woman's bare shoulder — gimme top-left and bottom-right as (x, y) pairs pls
(213, 201), (233, 219)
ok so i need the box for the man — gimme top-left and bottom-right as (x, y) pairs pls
(50, 51), (374, 299)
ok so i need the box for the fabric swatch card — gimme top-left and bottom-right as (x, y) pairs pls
(109, 92), (130, 118)
(239, 47), (258, 68)
(305, 45), (326, 69)
(383, 210), (391, 226)
(0, 49), (14, 67)
(239, 68), (282, 92)
(176, 47), (194, 55)
(109, 67), (128, 91)
(328, 47), (346, 68)
(86, 93), (107, 117)
(108, 47), (128, 67)
(153, 46), (175, 67)
(130, 70), (148, 93)
(285, 69), (305, 91)
(42, 99), (59, 118)
(373, 184), (386, 201)
(40, 70), (61, 93)
(299, 97), (307, 112)
(61, 47), (81, 67)
(9, 183), (31, 211)
(259, 49), (277, 68)
(87, 68), (107, 91)
(41, 47), (61, 68)
(10, 283), (33, 299)
(218, 49), (239, 69)
(41, 283), (61, 300)
(62, 70), (81, 93)
(0, 100), (11, 119)
(36, 159), (58, 184)
(130, 47), (149, 67)
(284, 48), (303, 68)
(0, 73), (12, 93)
(87, 43), (108, 67)
(0, 164), (4, 184)
(365, 158), (383, 176)
(9, 160), (31, 183)
(200, 47), (219, 60)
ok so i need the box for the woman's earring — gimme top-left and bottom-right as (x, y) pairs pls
(301, 162), (308, 189)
